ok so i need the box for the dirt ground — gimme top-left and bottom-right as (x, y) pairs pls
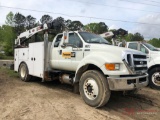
(0, 68), (160, 120)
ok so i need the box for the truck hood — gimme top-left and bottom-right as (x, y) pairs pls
(89, 44), (145, 54)
(150, 51), (160, 55)
(150, 51), (160, 60)
(88, 44), (146, 62)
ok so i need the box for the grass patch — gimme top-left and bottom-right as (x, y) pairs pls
(0, 67), (19, 78)
(0, 55), (14, 60)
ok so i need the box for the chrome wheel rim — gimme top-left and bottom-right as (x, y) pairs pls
(83, 78), (99, 100)
(20, 65), (26, 78)
(152, 72), (160, 86)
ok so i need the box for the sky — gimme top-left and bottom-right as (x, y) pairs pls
(0, 0), (160, 39)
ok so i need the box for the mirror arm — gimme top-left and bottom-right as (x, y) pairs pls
(61, 44), (66, 48)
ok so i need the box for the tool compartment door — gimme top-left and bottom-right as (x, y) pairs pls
(29, 42), (44, 78)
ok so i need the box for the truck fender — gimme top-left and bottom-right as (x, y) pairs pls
(74, 53), (120, 83)
(151, 56), (160, 65)
(148, 57), (160, 72)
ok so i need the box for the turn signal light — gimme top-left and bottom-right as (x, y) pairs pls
(105, 63), (120, 70)
(105, 64), (115, 70)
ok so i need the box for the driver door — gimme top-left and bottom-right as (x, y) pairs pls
(58, 33), (83, 71)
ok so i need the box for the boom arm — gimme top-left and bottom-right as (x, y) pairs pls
(15, 19), (65, 46)
(100, 28), (128, 46)
(15, 24), (48, 45)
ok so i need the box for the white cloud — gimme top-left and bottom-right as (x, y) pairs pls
(0, 0), (160, 39)
(109, 24), (119, 30)
(131, 14), (160, 39)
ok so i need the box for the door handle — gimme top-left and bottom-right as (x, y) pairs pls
(59, 50), (62, 55)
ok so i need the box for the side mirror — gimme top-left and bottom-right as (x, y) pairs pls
(63, 31), (69, 44)
(146, 49), (149, 54)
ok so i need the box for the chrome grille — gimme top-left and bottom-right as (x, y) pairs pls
(127, 54), (147, 74)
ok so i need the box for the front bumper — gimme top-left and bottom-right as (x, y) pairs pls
(107, 73), (148, 91)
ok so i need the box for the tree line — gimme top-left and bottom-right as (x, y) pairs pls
(0, 11), (160, 56)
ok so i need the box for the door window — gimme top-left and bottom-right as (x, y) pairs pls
(68, 33), (83, 48)
(128, 43), (138, 50)
(54, 34), (63, 47)
(140, 44), (149, 54)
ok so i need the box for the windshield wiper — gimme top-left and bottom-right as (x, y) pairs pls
(89, 41), (101, 43)
(89, 41), (111, 45)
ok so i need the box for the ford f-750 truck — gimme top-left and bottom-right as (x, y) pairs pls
(14, 23), (148, 107)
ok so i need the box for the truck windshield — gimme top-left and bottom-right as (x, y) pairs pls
(143, 43), (159, 51)
(79, 32), (110, 45)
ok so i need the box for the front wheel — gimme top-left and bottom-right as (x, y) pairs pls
(19, 63), (31, 82)
(79, 70), (110, 108)
(149, 67), (160, 90)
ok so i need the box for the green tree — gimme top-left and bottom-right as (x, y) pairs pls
(148, 38), (160, 47)
(1, 25), (16, 55)
(0, 26), (3, 47)
(131, 32), (144, 41)
(25, 15), (36, 29)
(53, 17), (65, 32)
(108, 28), (128, 42)
(68, 21), (84, 31)
(124, 33), (134, 42)
(85, 23), (98, 33)
(98, 22), (108, 34)
(34, 21), (41, 27)
(13, 12), (26, 34)
(5, 12), (14, 26)
(56, 17), (64, 23)
(40, 15), (52, 24)
(85, 22), (108, 34)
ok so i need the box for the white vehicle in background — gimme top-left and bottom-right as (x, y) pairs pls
(118, 41), (160, 90)
(14, 23), (149, 107)
(156, 47), (160, 51)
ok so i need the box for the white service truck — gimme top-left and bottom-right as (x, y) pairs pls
(118, 41), (160, 90)
(14, 23), (148, 107)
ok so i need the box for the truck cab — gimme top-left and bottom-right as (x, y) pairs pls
(119, 41), (160, 90)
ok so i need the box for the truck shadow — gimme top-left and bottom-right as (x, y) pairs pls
(30, 77), (158, 118)
(30, 77), (74, 93)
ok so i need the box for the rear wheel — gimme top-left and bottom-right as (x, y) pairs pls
(79, 70), (110, 108)
(149, 67), (160, 90)
(19, 63), (31, 82)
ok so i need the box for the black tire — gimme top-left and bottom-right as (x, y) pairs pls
(148, 67), (160, 90)
(19, 63), (31, 82)
(79, 70), (110, 108)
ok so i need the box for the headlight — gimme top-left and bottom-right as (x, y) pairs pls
(105, 63), (120, 70)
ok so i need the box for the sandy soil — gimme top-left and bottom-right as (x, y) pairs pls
(0, 69), (160, 120)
